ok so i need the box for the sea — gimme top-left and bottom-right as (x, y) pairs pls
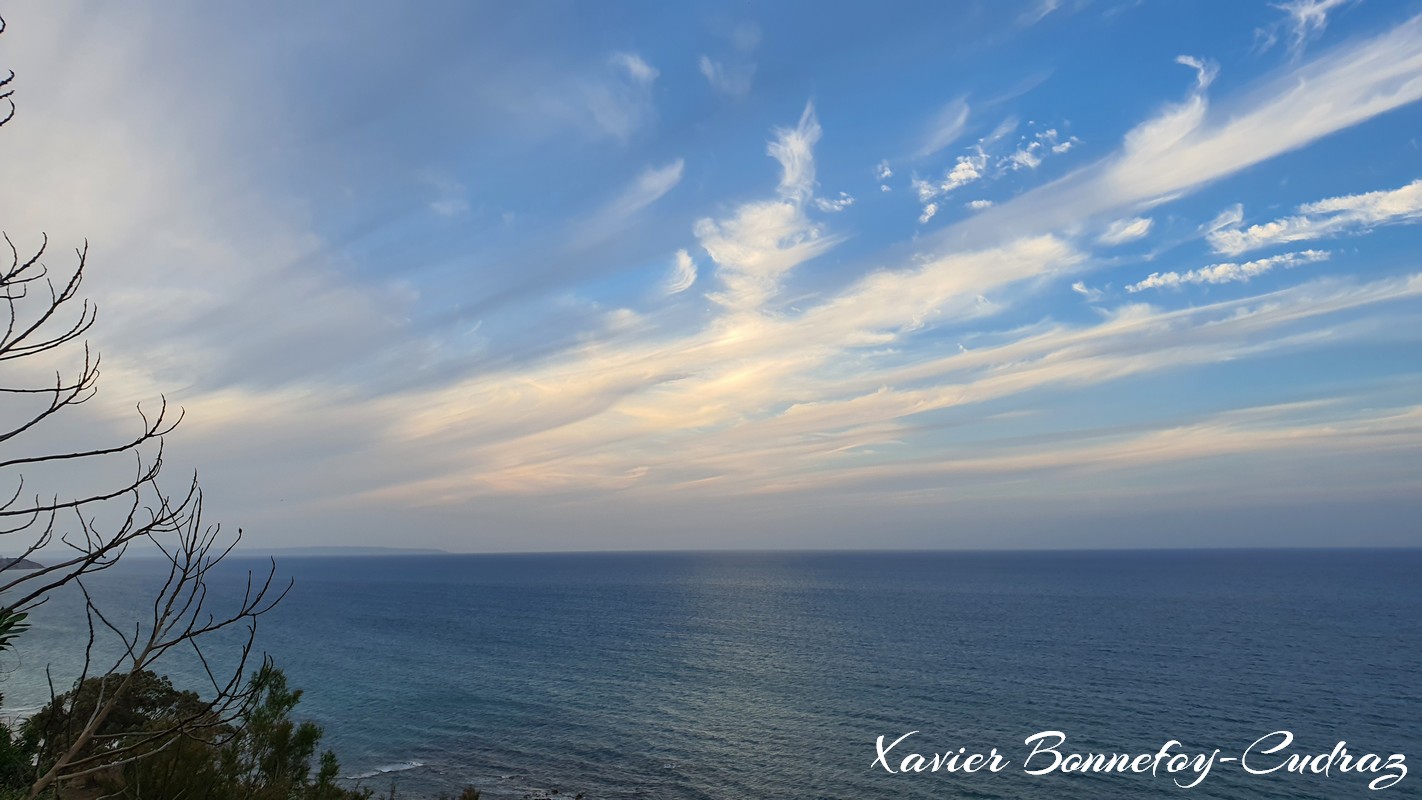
(4, 549), (1419, 799)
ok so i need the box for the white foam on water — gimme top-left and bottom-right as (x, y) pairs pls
(345, 760), (425, 780)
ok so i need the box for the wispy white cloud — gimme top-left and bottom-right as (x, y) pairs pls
(1003, 143), (1042, 171)
(1204, 203), (1244, 235)
(699, 55), (756, 98)
(754, 400), (1422, 499)
(1098, 216), (1153, 245)
(585, 52), (660, 141)
(695, 103), (835, 312)
(916, 98), (970, 158)
(372, 267), (1421, 502)
(1208, 179), (1422, 255)
(699, 20), (760, 99)
(1260, 0), (1356, 55)
(613, 159), (686, 216)
(664, 249), (698, 295)
(611, 52), (657, 83)
(1109, 56), (1215, 170)
(915, 148), (988, 201)
(769, 103), (821, 204)
(1174, 54), (1218, 90)
(913, 147), (989, 222)
(814, 191), (855, 212)
(966, 199), (994, 211)
(1020, 0), (1063, 26)
(914, 124), (1077, 224)
(1071, 280), (1104, 301)
(575, 159), (685, 242)
(875, 160), (893, 181)
(1127, 249), (1330, 291)
(1000, 128), (1079, 172)
(985, 116), (1022, 145)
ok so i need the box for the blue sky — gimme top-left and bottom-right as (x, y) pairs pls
(2, 0), (1420, 550)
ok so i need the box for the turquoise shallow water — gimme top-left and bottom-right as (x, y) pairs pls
(8, 550), (1421, 799)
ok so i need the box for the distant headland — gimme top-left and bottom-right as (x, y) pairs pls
(0, 557), (41, 570)
(119, 545), (450, 561)
(244, 546), (449, 557)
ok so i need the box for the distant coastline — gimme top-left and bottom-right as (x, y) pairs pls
(0, 557), (41, 570)
(240, 546), (449, 557)
(99, 545), (449, 562)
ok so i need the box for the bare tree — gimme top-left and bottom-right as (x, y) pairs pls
(0, 16), (288, 798)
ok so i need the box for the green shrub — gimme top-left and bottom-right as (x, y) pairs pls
(24, 664), (379, 800)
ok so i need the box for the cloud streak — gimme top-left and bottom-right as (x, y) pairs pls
(365, 267), (1422, 503)
(1127, 249), (1330, 292)
(1208, 179), (1422, 255)
(916, 98), (970, 158)
(583, 160), (685, 232)
(1098, 216), (1153, 245)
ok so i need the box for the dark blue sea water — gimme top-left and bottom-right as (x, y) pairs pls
(7, 550), (1420, 799)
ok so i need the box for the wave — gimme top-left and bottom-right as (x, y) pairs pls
(345, 760), (425, 780)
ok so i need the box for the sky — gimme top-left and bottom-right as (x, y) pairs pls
(0, 0), (1419, 551)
